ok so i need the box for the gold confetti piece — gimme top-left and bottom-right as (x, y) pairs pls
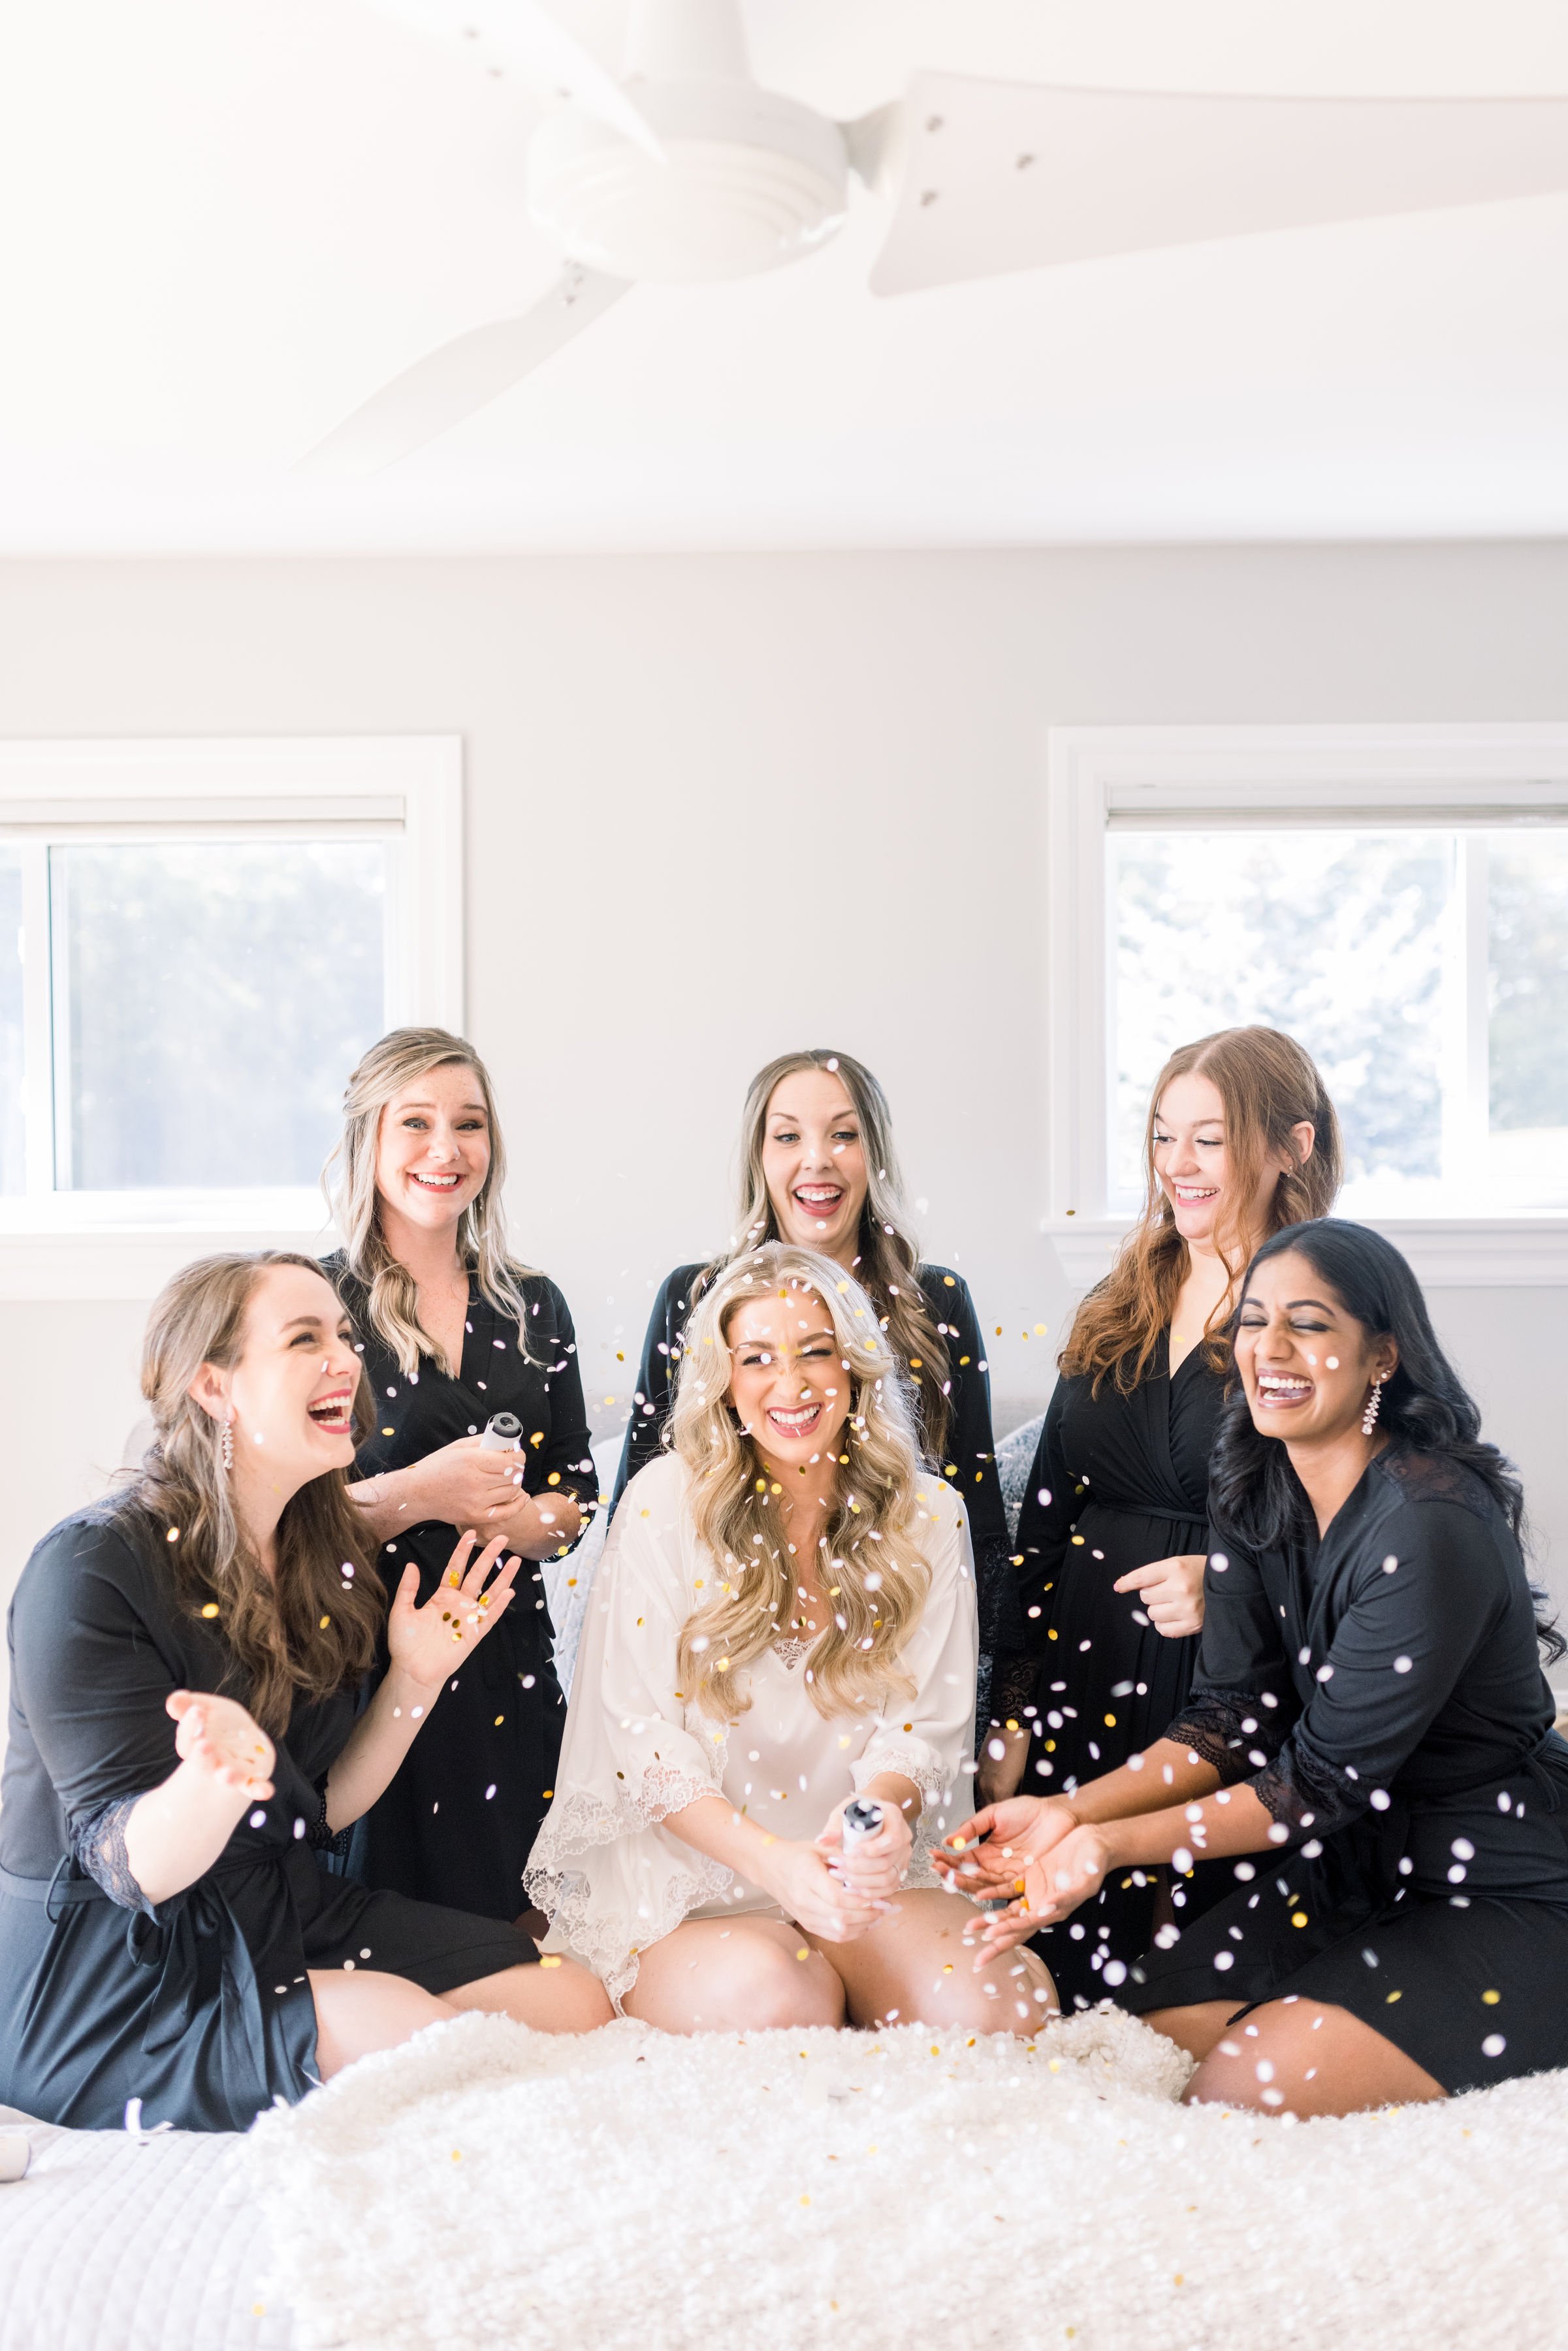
(1386, 1989), (1402, 2003)
(1482, 1989), (1501, 2004)
(539, 1955), (563, 1969)
(1291, 1911), (1309, 1928)
(800, 2194), (810, 2206)
(381, 1426), (394, 1436)
(165, 1527), (180, 1543)
(1104, 1712), (1116, 1727)
(796, 1947), (808, 1961)
(494, 1715), (504, 1726)
(200, 1602), (219, 1618)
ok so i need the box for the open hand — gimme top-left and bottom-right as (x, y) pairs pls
(932, 1795), (1079, 1899)
(961, 1823), (1115, 1960)
(166, 1690), (276, 1799)
(817, 1796), (912, 1902)
(388, 1531), (520, 1691)
(1112, 1552), (1207, 1639)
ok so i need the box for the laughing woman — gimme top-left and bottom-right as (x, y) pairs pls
(0, 1253), (608, 2134)
(323, 1028), (596, 1920)
(985, 1026), (1339, 2007)
(615, 1049), (1010, 1702)
(946, 1222), (1568, 2117)
(528, 1243), (1055, 2036)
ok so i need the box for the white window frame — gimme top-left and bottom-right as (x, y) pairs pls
(0, 735), (462, 1298)
(1043, 721), (1568, 1292)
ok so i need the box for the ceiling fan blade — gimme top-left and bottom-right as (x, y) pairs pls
(868, 76), (1568, 296)
(353, 0), (664, 159)
(299, 268), (632, 474)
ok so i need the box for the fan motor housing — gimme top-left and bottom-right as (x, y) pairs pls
(528, 80), (848, 284)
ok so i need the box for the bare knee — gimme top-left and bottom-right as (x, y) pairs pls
(447, 1957), (614, 2034)
(308, 1968), (457, 2079)
(628, 1928), (846, 2034)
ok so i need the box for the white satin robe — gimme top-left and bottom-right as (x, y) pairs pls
(524, 1453), (978, 2005)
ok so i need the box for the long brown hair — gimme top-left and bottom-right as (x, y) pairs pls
(1063, 1027), (1341, 1395)
(323, 1026), (542, 1378)
(698, 1048), (954, 1459)
(121, 1252), (383, 1735)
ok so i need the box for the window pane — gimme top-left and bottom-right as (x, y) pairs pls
(0, 849), (23, 1195)
(1488, 829), (1568, 1209)
(1112, 830), (1454, 1212)
(53, 841), (386, 1191)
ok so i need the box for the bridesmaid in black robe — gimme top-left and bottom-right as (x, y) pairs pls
(0, 1249), (606, 2133)
(322, 1028), (595, 1923)
(992, 1026), (1341, 2007)
(951, 1221), (1568, 2114)
(612, 1049), (1010, 1690)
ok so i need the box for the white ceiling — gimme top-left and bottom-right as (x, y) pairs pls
(3, 0), (1568, 551)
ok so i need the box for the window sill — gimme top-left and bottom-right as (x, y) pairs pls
(1042, 1215), (1568, 1290)
(0, 1213), (337, 1300)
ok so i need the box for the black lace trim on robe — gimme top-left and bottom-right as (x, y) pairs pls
(70, 1793), (157, 1915)
(1166, 1687), (1285, 1784)
(1253, 1731), (1369, 1840)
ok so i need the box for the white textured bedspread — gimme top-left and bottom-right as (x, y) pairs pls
(242, 2007), (1568, 2351)
(0, 2102), (295, 2351)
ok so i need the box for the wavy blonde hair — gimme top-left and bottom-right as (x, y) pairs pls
(669, 1243), (938, 1723)
(323, 1026), (541, 1378)
(120, 1253), (382, 1736)
(695, 1049), (953, 1460)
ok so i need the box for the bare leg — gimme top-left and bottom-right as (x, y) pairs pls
(809, 1889), (1058, 2038)
(623, 1916), (847, 2034)
(308, 1968), (461, 2081)
(1142, 1999), (1241, 2064)
(446, 1957), (614, 2032)
(1183, 1997), (1446, 2119)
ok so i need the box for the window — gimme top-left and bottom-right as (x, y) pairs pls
(0, 737), (461, 1249)
(1045, 725), (1568, 1281)
(1113, 826), (1568, 1215)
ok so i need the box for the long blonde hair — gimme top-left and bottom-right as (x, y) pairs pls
(697, 1049), (953, 1460)
(669, 1243), (937, 1723)
(323, 1026), (541, 1377)
(121, 1253), (383, 1736)
(1063, 1026), (1342, 1395)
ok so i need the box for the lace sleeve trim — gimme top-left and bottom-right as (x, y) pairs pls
(522, 1759), (733, 2009)
(1253, 1732), (1367, 1840)
(988, 1652), (1040, 1724)
(69, 1793), (156, 1915)
(1165, 1688), (1283, 1788)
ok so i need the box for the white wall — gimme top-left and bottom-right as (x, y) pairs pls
(3, 545), (1567, 1676)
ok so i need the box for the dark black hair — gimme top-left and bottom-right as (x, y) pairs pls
(1210, 1218), (1561, 1661)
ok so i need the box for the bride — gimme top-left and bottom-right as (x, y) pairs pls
(526, 1243), (1056, 2036)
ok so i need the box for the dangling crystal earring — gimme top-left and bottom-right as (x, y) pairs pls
(1361, 1376), (1385, 1437)
(221, 1413), (234, 1473)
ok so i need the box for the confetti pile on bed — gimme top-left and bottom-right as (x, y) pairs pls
(244, 2008), (1566, 2351)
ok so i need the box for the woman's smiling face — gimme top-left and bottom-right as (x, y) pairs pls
(374, 1059), (491, 1236)
(190, 1260), (364, 1495)
(723, 1283), (854, 1474)
(1234, 1248), (1398, 1447)
(1152, 1069), (1313, 1253)
(760, 1068), (869, 1262)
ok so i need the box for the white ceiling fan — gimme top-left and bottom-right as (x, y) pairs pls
(306, 0), (1568, 472)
